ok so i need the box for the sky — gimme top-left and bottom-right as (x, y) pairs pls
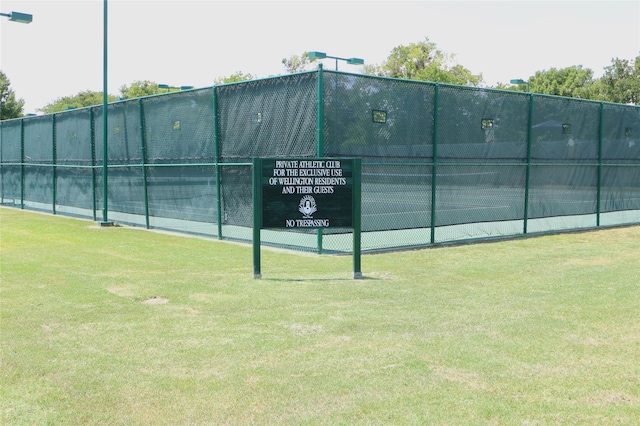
(1, 0), (639, 114)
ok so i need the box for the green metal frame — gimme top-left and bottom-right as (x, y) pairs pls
(523, 93), (534, 234)
(0, 125), (3, 204)
(213, 86), (223, 239)
(316, 63), (325, 254)
(352, 158), (362, 279)
(596, 102), (604, 226)
(430, 84), (440, 244)
(252, 158), (262, 279)
(138, 99), (150, 228)
(2, 68), (639, 254)
(19, 118), (25, 209)
(90, 108), (97, 221)
(51, 114), (57, 214)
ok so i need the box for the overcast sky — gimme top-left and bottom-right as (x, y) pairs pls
(1, 0), (639, 114)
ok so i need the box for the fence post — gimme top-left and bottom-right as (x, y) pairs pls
(523, 93), (534, 234)
(20, 118), (25, 209)
(90, 107), (97, 221)
(0, 123), (3, 204)
(138, 99), (150, 228)
(316, 64), (325, 254)
(430, 84), (439, 244)
(252, 158), (262, 279)
(101, 107), (109, 224)
(596, 102), (604, 227)
(353, 158), (362, 278)
(52, 114), (57, 214)
(213, 86), (223, 240)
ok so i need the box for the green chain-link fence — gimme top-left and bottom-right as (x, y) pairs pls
(2, 68), (639, 252)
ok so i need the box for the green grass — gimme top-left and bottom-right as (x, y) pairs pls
(1, 207), (639, 425)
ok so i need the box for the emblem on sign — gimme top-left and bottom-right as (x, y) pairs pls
(298, 195), (317, 218)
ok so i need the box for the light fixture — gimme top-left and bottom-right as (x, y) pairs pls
(159, 84), (193, 92)
(510, 78), (530, 92)
(0, 11), (32, 24)
(307, 51), (327, 60)
(307, 51), (364, 71)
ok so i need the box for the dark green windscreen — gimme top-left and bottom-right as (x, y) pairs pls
(2, 70), (638, 252)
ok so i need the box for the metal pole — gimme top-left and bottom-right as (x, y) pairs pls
(353, 159), (362, 279)
(596, 102), (604, 227)
(316, 63), (324, 254)
(0, 123), (4, 204)
(139, 99), (150, 228)
(252, 158), (262, 279)
(430, 84), (439, 244)
(316, 63), (324, 161)
(100, 0), (112, 225)
(20, 118), (25, 209)
(52, 114), (57, 214)
(213, 86), (223, 239)
(523, 93), (534, 234)
(90, 107), (97, 220)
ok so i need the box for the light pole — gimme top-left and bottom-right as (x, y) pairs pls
(1, 10), (31, 208)
(101, 0), (113, 225)
(510, 78), (530, 92)
(307, 51), (364, 71)
(0, 11), (32, 23)
(158, 84), (194, 93)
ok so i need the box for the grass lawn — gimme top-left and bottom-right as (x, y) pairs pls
(1, 207), (639, 425)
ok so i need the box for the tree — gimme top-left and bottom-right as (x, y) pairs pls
(119, 80), (161, 99)
(527, 65), (597, 100)
(598, 55), (640, 105)
(214, 71), (255, 85)
(0, 71), (25, 120)
(282, 52), (312, 73)
(364, 38), (483, 86)
(493, 82), (514, 91)
(39, 90), (118, 114)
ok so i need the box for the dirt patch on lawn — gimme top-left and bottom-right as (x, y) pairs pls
(143, 296), (169, 305)
(107, 286), (137, 298)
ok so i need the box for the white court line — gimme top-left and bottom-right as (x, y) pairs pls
(363, 204), (512, 217)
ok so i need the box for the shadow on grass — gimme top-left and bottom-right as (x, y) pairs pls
(262, 275), (381, 282)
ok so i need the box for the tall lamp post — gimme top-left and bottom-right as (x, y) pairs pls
(0, 11), (32, 23)
(100, 0), (114, 226)
(510, 78), (530, 92)
(307, 51), (364, 71)
(2, 10), (31, 209)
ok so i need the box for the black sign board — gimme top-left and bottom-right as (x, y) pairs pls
(252, 157), (362, 280)
(259, 158), (355, 229)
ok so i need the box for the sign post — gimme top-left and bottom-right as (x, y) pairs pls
(253, 157), (362, 279)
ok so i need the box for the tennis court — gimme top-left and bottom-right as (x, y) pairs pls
(1, 70), (639, 252)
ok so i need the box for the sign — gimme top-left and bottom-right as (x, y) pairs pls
(259, 158), (355, 229)
(252, 158), (362, 280)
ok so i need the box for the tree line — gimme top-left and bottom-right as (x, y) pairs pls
(1, 37), (638, 119)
